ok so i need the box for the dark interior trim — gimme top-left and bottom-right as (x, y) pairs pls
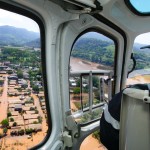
(0, 1), (52, 149)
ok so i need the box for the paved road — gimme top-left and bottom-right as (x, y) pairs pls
(0, 75), (8, 122)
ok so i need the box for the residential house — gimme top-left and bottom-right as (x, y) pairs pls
(14, 104), (22, 112)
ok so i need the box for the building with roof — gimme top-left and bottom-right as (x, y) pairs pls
(14, 104), (22, 112)
(24, 119), (39, 125)
(25, 124), (42, 131)
(11, 111), (19, 116)
(23, 114), (39, 120)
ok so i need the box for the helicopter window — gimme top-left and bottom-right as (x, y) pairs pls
(126, 0), (150, 15)
(0, 8), (49, 149)
(69, 31), (116, 124)
(127, 33), (150, 85)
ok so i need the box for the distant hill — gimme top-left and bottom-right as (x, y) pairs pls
(74, 38), (113, 50)
(81, 32), (113, 43)
(72, 38), (150, 70)
(72, 38), (115, 67)
(25, 38), (40, 48)
(133, 43), (150, 53)
(0, 25), (40, 46)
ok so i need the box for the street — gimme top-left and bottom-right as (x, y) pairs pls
(0, 75), (8, 123)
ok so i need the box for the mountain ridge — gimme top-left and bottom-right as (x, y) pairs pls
(0, 25), (40, 46)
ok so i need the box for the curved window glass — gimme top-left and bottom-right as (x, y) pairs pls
(127, 32), (150, 85)
(69, 31), (116, 150)
(127, 0), (150, 14)
(69, 31), (116, 122)
(0, 8), (49, 149)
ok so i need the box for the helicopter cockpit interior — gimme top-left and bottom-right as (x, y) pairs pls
(0, 0), (149, 150)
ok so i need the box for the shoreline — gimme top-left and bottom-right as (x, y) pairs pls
(126, 74), (150, 85)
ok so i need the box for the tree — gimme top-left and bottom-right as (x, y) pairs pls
(73, 87), (80, 95)
(76, 79), (80, 87)
(13, 122), (17, 127)
(0, 131), (3, 137)
(32, 85), (39, 93)
(1, 119), (9, 127)
(33, 121), (38, 124)
(17, 70), (23, 78)
(18, 129), (24, 135)
(0, 80), (4, 86)
(7, 112), (12, 117)
(38, 116), (42, 123)
(10, 118), (14, 122)
(92, 76), (99, 88)
(30, 107), (35, 111)
(25, 128), (33, 134)
(3, 128), (8, 135)
(73, 87), (80, 99)
(35, 110), (39, 114)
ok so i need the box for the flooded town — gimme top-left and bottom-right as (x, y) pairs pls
(0, 47), (48, 150)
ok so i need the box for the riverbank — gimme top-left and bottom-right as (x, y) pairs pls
(126, 74), (150, 85)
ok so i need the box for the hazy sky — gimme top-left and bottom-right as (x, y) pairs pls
(0, 8), (150, 45)
(130, 0), (150, 13)
(135, 33), (150, 45)
(0, 9), (39, 33)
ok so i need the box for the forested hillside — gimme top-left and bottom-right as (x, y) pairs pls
(0, 25), (39, 46)
(72, 38), (150, 69)
(25, 38), (40, 48)
(72, 38), (115, 67)
(0, 47), (40, 67)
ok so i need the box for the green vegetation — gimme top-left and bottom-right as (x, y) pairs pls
(73, 87), (80, 99)
(25, 128), (34, 134)
(0, 80), (4, 85)
(1, 119), (9, 127)
(73, 87), (80, 95)
(72, 38), (115, 67)
(0, 47), (43, 92)
(7, 112), (12, 117)
(73, 101), (82, 110)
(25, 100), (33, 104)
(0, 132), (3, 137)
(76, 108), (103, 124)
(92, 76), (99, 88)
(0, 47), (41, 68)
(134, 52), (150, 69)
(92, 130), (100, 141)
(12, 122), (17, 127)
(0, 25), (39, 46)
(3, 128), (8, 135)
(72, 38), (150, 70)
(32, 85), (40, 93)
(0, 88), (3, 95)
(33, 121), (38, 124)
(35, 110), (39, 114)
(38, 116), (42, 123)
(10, 118), (14, 122)
(18, 129), (25, 135)
(17, 70), (23, 78)
(30, 107), (35, 111)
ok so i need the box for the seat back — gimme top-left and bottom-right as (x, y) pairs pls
(119, 88), (150, 150)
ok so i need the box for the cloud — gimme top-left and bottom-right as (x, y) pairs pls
(135, 32), (150, 45)
(0, 9), (39, 33)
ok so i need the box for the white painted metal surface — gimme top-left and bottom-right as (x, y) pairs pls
(120, 89), (150, 150)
